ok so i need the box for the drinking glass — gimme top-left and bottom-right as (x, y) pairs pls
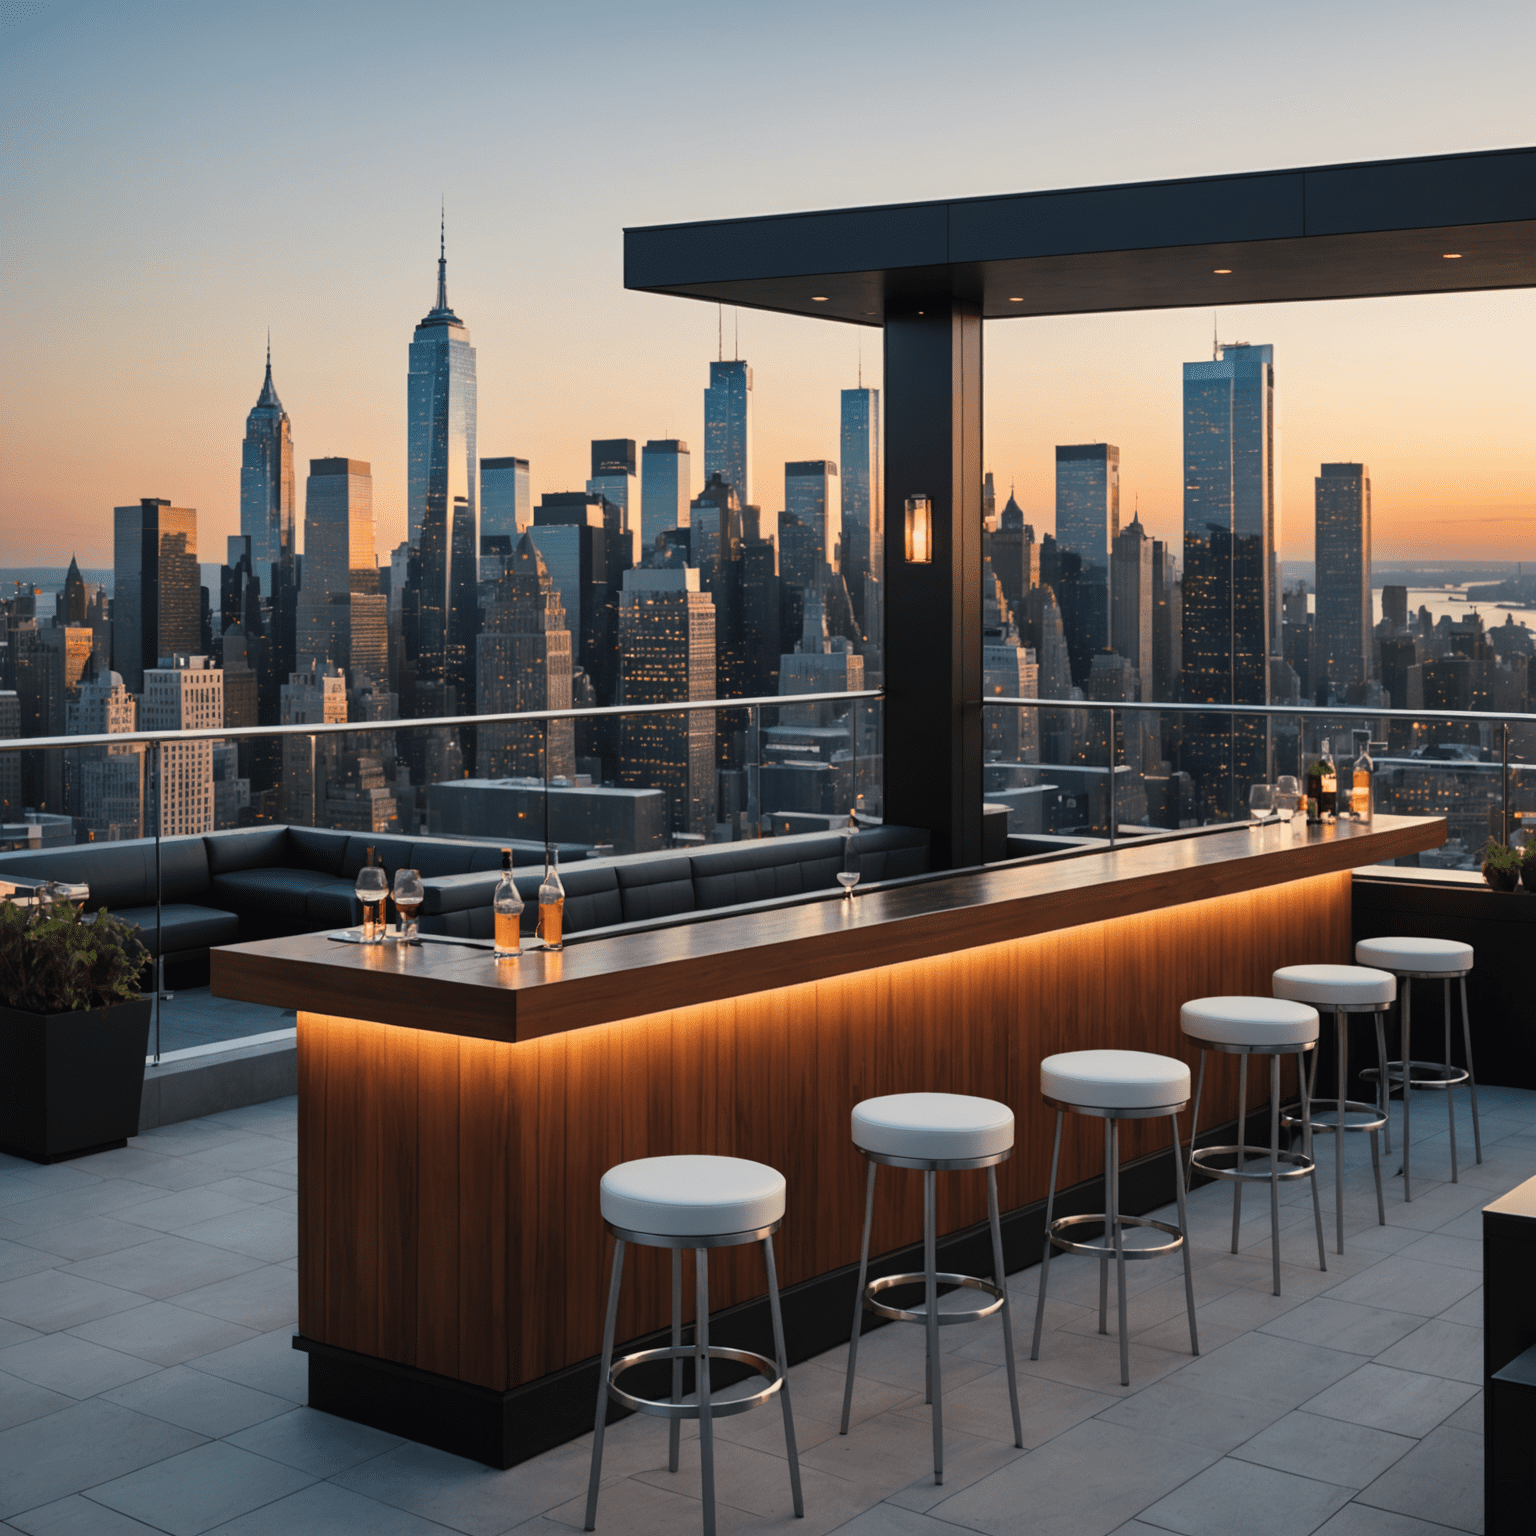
(355, 863), (389, 943)
(1275, 775), (1301, 830)
(837, 846), (860, 900)
(393, 868), (424, 944)
(1248, 784), (1274, 827)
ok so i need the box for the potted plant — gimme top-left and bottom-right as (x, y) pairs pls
(1481, 839), (1522, 894)
(0, 897), (152, 1163)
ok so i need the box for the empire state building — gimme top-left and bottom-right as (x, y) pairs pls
(408, 222), (478, 698)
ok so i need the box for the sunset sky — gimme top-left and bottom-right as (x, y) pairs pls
(2, 0), (1532, 571)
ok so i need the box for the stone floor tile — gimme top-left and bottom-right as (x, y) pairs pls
(820, 1316), (997, 1399)
(888, 1362), (1116, 1449)
(0, 1240), (57, 1284)
(168, 1263), (297, 1332)
(84, 1439), (314, 1535)
(0, 1399), (204, 1519)
(62, 1147), (208, 1191)
(0, 1332), (159, 1398)
(1373, 1319), (1482, 1385)
(1312, 1502), (1477, 1536)
(0, 1270), (149, 1333)
(59, 1234), (264, 1301)
(169, 1205), (298, 1262)
(926, 1417), (1221, 1536)
(1160, 1331), (1361, 1409)
(1093, 1380), (1291, 1455)
(1301, 1363), (1478, 1438)
(68, 1301), (257, 1367)
(201, 1480), (462, 1535)
(0, 1181), (161, 1235)
(542, 1475), (758, 1534)
(798, 1404), (1003, 1498)
(1258, 1298), (1424, 1356)
(1229, 1408), (1414, 1488)
(1137, 1455), (1353, 1536)
(1442, 1389), (1483, 1432)
(814, 1505), (977, 1535)
(0, 1370), (72, 1431)
(174, 1137), (296, 1176)
(1, 1216), (156, 1264)
(7, 1492), (172, 1535)
(182, 1324), (306, 1402)
(223, 1404), (404, 1477)
(1356, 1424), (1484, 1533)
(0, 1164), (100, 1202)
(1394, 1233), (1482, 1272)
(1434, 1289), (1482, 1327)
(99, 1362), (291, 1436)
(1434, 1208), (1484, 1242)
(0, 1317), (40, 1349)
(202, 1175), (295, 1205)
(1019, 1324), (1191, 1398)
(1319, 1258), (1480, 1317)
(105, 1188), (257, 1235)
(764, 1357), (915, 1430)
(229, 1166), (298, 1195)
(1189, 1286), (1307, 1333)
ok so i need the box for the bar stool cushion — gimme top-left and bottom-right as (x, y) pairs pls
(1181, 996), (1320, 1047)
(1355, 937), (1473, 975)
(1273, 963), (1395, 1007)
(851, 1093), (1014, 1161)
(600, 1155), (786, 1237)
(1041, 1050), (1190, 1110)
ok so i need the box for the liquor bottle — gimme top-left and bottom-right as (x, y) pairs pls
(847, 806), (858, 833)
(1351, 737), (1374, 823)
(355, 845), (388, 943)
(538, 849), (565, 951)
(1304, 757), (1324, 822)
(493, 848), (523, 958)
(1318, 739), (1338, 820)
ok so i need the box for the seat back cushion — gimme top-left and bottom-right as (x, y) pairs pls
(850, 826), (930, 882)
(409, 840), (479, 879)
(341, 835), (416, 881)
(616, 855), (698, 923)
(771, 834), (846, 896)
(507, 866), (623, 935)
(203, 826), (289, 874)
(691, 838), (814, 909)
(156, 836), (212, 903)
(286, 827), (351, 876)
(467, 844), (506, 873)
(0, 842), (152, 910)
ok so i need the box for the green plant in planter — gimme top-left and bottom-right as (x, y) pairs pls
(1481, 839), (1523, 892)
(0, 900), (149, 1014)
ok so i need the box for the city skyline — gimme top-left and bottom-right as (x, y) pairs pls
(2, 3), (1532, 569)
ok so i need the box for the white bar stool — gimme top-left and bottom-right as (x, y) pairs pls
(1273, 963), (1395, 1254)
(1182, 996), (1328, 1295)
(585, 1155), (803, 1535)
(1029, 1050), (1198, 1387)
(1356, 936), (1481, 1199)
(839, 1093), (1022, 1486)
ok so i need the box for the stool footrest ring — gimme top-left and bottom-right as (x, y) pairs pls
(608, 1344), (782, 1420)
(1361, 1061), (1471, 1092)
(1190, 1145), (1316, 1183)
(863, 1270), (1005, 1325)
(1280, 1098), (1387, 1134)
(1047, 1212), (1185, 1260)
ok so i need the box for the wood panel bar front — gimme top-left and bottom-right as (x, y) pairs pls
(215, 816), (1445, 1463)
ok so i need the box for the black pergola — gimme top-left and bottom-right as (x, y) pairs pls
(624, 148), (1536, 867)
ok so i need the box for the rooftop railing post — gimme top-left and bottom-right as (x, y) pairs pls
(152, 738), (162, 1064)
(1108, 706), (1117, 849)
(1503, 721), (1510, 846)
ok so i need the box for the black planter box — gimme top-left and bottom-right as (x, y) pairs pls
(0, 998), (152, 1163)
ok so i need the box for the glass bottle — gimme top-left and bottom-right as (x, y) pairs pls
(1304, 754), (1324, 824)
(538, 849), (565, 951)
(355, 846), (388, 943)
(1318, 739), (1338, 820)
(1351, 736), (1374, 823)
(493, 848), (523, 958)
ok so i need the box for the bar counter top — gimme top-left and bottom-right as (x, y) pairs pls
(211, 814), (1444, 1044)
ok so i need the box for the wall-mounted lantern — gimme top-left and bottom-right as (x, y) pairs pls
(904, 495), (933, 563)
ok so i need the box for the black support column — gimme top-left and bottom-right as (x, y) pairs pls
(882, 300), (983, 870)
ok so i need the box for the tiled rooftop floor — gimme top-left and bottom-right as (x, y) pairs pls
(1, 1084), (1518, 1535)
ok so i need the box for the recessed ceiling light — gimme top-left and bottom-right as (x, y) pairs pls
(811, 295), (829, 302)
(1212, 268), (1232, 275)
(1443, 252), (1463, 259)
(1008, 296), (1024, 303)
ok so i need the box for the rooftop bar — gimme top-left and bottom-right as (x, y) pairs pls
(211, 813), (1444, 1466)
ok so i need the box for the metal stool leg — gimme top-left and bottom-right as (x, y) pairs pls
(1170, 1110), (1199, 1357)
(1402, 981), (1414, 1201)
(1335, 1008), (1347, 1255)
(924, 1168), (943, 1484)
(1370, 1125), (1385, 1226)
(1268, 1053), (1282, 1297)
(1098, 1119), (1111, 1335)
(1300, 1049), (1327, 1274)
(696, 1249), (716, 1536)
(584, 1239), (626, 1531)
(669, 1249), (682, 1472)
(1462, 975), (1482, 1163)
(987, 1167), (1023, 1449)
(1231, 1053), (1249, 1254)
(763, 1233), (804, 1517)
(1444, 979), (1460, 1183)
(1110, 1118), (1130, 1387)
(839, 1160), (877, 1435)
(1031, 1111), (1064, 1360)
(1188, 1050), (1207, 1187)
(1375, 1013), (1392, 1158)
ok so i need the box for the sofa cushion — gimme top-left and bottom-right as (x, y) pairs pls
(112, 903), (240, 958)
(467, 845), (506, 873)
(342, 835), (416, 881)
(409, 841), (478, 880)
(307, 884), (362, 930)
(286, 826), (351, 876)
(0, 842), (153, 911)
(616, 856), (697, 923)
(203, 826), (288, 875)
(690, 836), (846, 909)
(157, 836), (212, 903)
(849, 826), (930, 883)
(210, 867), (353, 919)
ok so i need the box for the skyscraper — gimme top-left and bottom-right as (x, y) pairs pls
(704, 360), (752, 506)
(240, 341), (296, 581)
(641, 439), (691, 557)
(588, 439), (639, 566)
(480, 457), (531, 553)
(1314, 462), (1373, 694)
(784, 460), (840, 577)
(112, 499), (199, 692)
(408, 222), (478, 698)
(297, 458), (379, 677)
(840, 387), (881, 613)
(142, 656), (222, 837)
(1111, 516), (1153, 698)
(1055, 444), (1118, 660)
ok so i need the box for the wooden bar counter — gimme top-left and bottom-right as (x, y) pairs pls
(213, 813), (1443, 1465)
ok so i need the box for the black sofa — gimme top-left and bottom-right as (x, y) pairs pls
(0, 824), (929, 982)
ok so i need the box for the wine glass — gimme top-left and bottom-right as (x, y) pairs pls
(1248, 783), (1274, 828)
(837, 846), (860, 901)
(1274, 775), (1301, 831)
(355, 862), (388, 944)
(393, 868), (424, 944)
